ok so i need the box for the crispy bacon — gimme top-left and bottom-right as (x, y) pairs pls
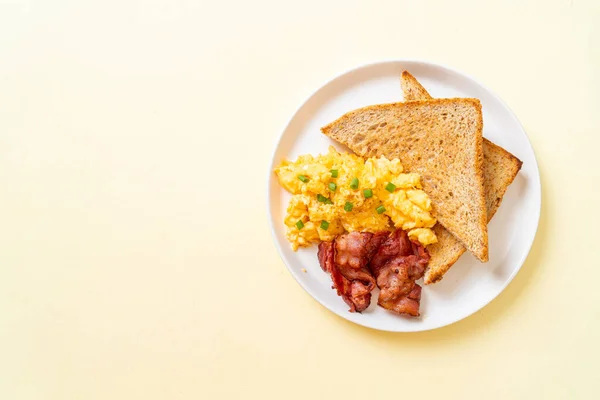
(369, 229), (413, 274)
(378, 285), (422, 317)
(317, 241), (335, 274)
(317, 241), (372, 313)
(334, 232), (378, 290)
(368, 230), (430, 317)
(317, 229), (430, 317)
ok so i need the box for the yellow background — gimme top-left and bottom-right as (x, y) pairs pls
(1, 0), (598, 398)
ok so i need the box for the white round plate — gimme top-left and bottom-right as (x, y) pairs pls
(267, 60), (541, 332)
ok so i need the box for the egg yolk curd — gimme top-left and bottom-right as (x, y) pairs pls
(274, 146), (437, 251)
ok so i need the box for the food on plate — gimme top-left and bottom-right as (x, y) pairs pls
(318, 241), (370, 312)
(321, 98), (489, 263)
(272, 69), (525, 320)
(317, 231), (386, 312)
(317, 230), (429, 316)
(369, 229), (430, 316)
(274, 146), (437, 251)
(400, 71), (523, 283)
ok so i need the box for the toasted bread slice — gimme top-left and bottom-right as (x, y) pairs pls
(400, 71), (522, 283)
(321, 98), (489, 262)
(400, 71), (432, 102)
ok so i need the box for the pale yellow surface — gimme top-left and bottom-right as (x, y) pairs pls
(0, 0), (599, 399)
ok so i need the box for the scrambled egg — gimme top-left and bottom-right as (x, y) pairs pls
(274, 146), (437, 250)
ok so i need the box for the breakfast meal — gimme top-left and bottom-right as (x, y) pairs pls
(273, 71), (523, 318)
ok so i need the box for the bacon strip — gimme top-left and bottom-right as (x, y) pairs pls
(317, 229), (430, 316)
(334, 232), (380, 290)
(368, 230), (430, 317)
(318, 241), (372, 313)
(379, 285), (422, 317)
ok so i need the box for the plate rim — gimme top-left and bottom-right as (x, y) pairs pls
(266, 59), (542, 332)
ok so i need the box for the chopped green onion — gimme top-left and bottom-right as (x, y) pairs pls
(376, 205), (386, 214)
(320, 220), (330, 230)
(296, 220), (304, 230)
(344, 201), (353, 212)
(350, 178), (359, 190)
(363, 189), (373, 198)
(385, 182), (396, 193)
(298, 175), (309, 183)
(330, 169), (339, 178)
(328, 182), (337, 192)
(318, 194), (333, 204)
